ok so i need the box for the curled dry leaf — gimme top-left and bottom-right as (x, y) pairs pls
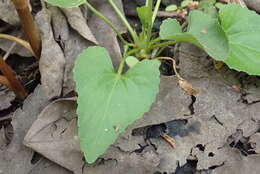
(49, 6), (69, 43)
(36, 9), (65, 99)
(178, 78), (200, 95)
(61, 7), (98, 44)
(213, 60), (224, 69)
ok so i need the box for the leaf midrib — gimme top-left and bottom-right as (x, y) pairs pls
(100, 73), (121, 130)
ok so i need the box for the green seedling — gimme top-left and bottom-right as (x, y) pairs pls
(45, 0), (260, 163)
(165, 0), (197, 12)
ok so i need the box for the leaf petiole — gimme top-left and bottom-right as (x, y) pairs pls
(107, 0), (138, 42)
(150, 40), (178, 50)
(84, 1), (130, 46)
(152, 0), (162, 25)
(117, 47), (141, 75)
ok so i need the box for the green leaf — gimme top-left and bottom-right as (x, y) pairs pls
(159, 18), (182, 37)
(165, 5), (178, 12)
(198, 0), (218, 18)
(219, 4), (260, 75)
(136, 5), (153, 31)
(160, 11), (229, 60)
(181, 0), (192, 7)
(126, 56), (139, 68)
(44, 0), (85, 8)
(73, 46), (160, 163)
(215, 2), (225, 9)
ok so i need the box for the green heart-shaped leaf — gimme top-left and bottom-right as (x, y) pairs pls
(160, 11), (229, 60)
(73, 46), (160, 163)
(44, 0), (85, 8)
(219, 4), (260, 75)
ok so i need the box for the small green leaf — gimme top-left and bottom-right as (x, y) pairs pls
(136, 5), (153, 30)
(126, 56), (139, 68)
(198, 0), (218, 18)
(159, 18), (182, 37)
(160, 11), (229, 60)
(181, 0), (192, 7)
(219, 4), (260, 75)
(73, 46), (160, 163)
(165, 5), (178, 12)
(44, 0), (85, 8)
(215, 2), (225, 9)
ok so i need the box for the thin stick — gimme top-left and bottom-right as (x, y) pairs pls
(0, 55), (28, 99)
(0, 34), (35, 56)
(152, 0), (162, 25)
(0, 115), (12, 121)
(0, 75), (11, 89)
(84, 1), (130, 46)
(3, 33), (23, 61)
(107, 0), (138, 42)
(161, 134), (176, 149)
(11, 0), (41, 58)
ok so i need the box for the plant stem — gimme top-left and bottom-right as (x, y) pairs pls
(107, 0), (138, 42)
(11, 0), (41, 58)
(0, 55), (28, 99)
(150, 37), (161, 45)
(117, 47), (141, 75)
(150, 40), (178, 50)
(152, 0), (162, 25)
(84, 1), (131, 45)
(146, 0), (149, 6)
(0, 75), (11, 89)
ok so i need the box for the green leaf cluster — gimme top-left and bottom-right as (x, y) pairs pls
(45, 0), (260, 164)
(160, 3), (260, 75)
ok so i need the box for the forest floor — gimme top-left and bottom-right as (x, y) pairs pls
(0, 0), (260, 174)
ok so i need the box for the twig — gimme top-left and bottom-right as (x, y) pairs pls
(0, 34), (35, 56)
(3, 33), (23, 61)
(161, 134), (176, 149)
(0, 55), (28, 99)
(11, 0), (41, 58)
(0, 115), (12, 121)
(0, 75), (11, 89)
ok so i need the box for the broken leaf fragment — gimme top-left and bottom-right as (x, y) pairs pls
(73, 46), (160, 163)
(213, 60), (224, 69)
(178, 78), (199, 95)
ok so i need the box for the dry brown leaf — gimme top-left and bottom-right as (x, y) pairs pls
(61, 7), (98, 44)
(178, 79), (200, 95)
(36, 9), (65, 99)
(232, 84), (242, 93)
(0, 0), (19, 25)
(213, 60), (224, 70)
